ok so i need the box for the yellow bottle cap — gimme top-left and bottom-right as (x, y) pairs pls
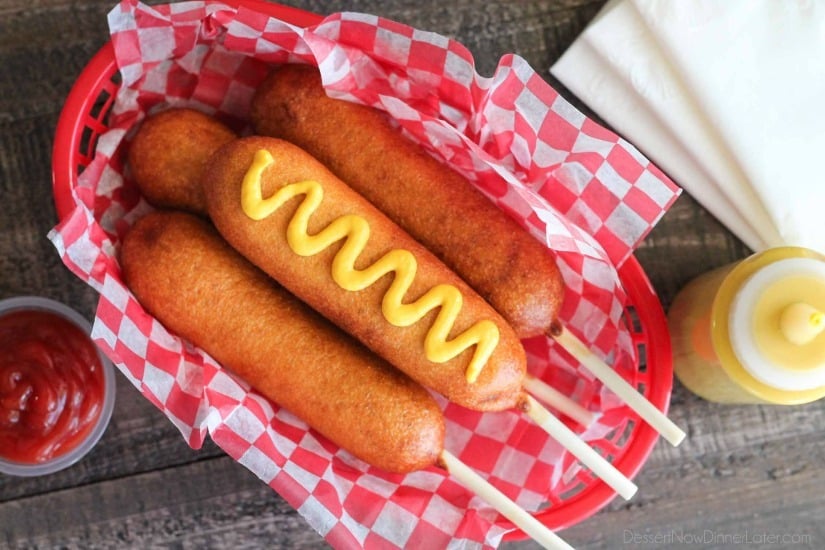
(711, 246), (825, 405)
(728, 257), (825, 391)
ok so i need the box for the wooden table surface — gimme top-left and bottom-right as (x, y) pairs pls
(1, 0), (822, 548)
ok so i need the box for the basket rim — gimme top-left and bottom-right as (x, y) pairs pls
(50, 0), (674, 539)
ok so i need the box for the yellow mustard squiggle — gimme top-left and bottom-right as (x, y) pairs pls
(241, 148), (499, 383)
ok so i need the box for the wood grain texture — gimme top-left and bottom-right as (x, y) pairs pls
(1, 0), (822, 549)
(1, 454), (325, 549)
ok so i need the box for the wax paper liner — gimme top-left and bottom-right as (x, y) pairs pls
(49, 1), (680, 547)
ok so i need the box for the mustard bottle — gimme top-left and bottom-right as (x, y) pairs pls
(668, 247), (825, 404)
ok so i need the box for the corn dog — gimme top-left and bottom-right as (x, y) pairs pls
(249, 65), (686, 447)
(121, 210), (574, 550)
(121, 210), (445, 474)
(249, 64), (564, 339)
(202, 136), (527, 412)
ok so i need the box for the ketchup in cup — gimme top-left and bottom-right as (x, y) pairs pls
(0, 297), (115, 475)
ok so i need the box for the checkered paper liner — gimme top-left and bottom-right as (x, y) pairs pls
(49, 0), (680, 547)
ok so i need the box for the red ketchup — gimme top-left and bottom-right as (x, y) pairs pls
(0, 309), (104, 464)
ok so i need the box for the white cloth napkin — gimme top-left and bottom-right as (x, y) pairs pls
(551, 0), (825, 254)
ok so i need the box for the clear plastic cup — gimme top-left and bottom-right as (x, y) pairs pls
(0, 296), (116, 476)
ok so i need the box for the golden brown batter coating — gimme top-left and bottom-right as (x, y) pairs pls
(128, 108), (235, 213)
(250, 65), (564, 338)
(120, 211), (445, 474)
(202, 136), (528, 412)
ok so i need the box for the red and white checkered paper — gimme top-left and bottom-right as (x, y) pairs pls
(49, 0), (680, 547)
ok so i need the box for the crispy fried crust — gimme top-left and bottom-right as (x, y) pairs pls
(202, 136), (527, 411)
(128, 109), (236, 213)
(250, 65), (564, 338)
(120, 211), (445, 473)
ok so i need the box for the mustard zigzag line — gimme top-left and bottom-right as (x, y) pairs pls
(241, 148), (499, 383)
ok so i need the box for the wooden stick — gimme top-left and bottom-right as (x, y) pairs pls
(523, 374), (597, 427)
(439, 450), (574, 550)
(523, 395), (638, 501)
(552, 325), (686, 447)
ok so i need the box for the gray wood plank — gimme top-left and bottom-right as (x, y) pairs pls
(1, 455), (326, 549)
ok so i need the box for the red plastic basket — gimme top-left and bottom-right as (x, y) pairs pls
(51, 1), (673, 540)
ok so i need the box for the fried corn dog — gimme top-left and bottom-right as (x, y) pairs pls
(202, 136), (527, 412)
(248, 65), (686, 447)
(121, 210), (445, 473)
(249, 64), (564, 339)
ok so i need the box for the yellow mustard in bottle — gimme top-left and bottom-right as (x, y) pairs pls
(668, 246), (825, 404)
